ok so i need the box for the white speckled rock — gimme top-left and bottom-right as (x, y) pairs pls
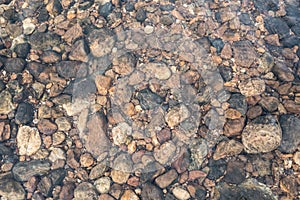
(238, 78), (265, 97)
(17, 126), (41, 156)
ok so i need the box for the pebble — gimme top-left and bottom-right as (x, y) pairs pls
(165, 104), (190, 128)
(99, 2), (113, 18)
(141, 183), (164, 200)
(59, 182), (75, 200)
(13, 160), (51, 181)
(23, 18), (36, 35)
(224, 160), (246, 184)
(55, 117), (71, 132)
(213, 140), (244, 160)
(0, 90), (14, 115)
(88, 28), (115, 58)
(69, 39), (89, 62)
(154, 141), (177, 165)
(112, 52), (137, 75)
(29, 32), (61, 49)
(242, 115), (282, 153)
(80, 153), (94, 168)
(121, 190), (140, 200)
(52, 131), (66, 146)
(238, 78), (266, 97)
(144, 25), (154, 34)
(279, 114), (300, 153)
(207, 159), (227, 180)
(89, 163), (107, 180)
(4, 58), (26, 73)
(111, 122), (132, 145)
(14, 43), (31, 58)
(172, 187), (191, 200)
(95, 177), (111, 194)
(155, 169), (178, 188)
(40, 50), (61, 63)
(15, 102), (34, 125)
(56, 61), (83, 79)
(37, 119), (58, 135)
(293, 151), (300, 166)
(272, 61), (295, 82)
(136, 8), (147, 22)
(17, 126), (41, 156)
(74, 182), (97, 200)
(95, 75), (112, 96)
(49, 148), (66, 163)
(137, 88), (163, 110)
(160, 15), (174, 26)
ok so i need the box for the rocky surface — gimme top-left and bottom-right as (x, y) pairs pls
(0, 0), (299, 199)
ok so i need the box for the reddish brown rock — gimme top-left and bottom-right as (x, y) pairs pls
(213, 140), (244, 160)
(37, 119), (58, 135)
(155, 169), (178, 188)
(223, 117), (245, 137)
(232, 41), (257, 67)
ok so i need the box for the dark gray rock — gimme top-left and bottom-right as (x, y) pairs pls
(228, 93), (247, 115)
(0, 80), (5, 92)
(56, 61), (83, 79)
(207, 158), (227, 180)
(136, 8), (147, 22)
(99, 2), (113, 18)
(38, 168), (66, 197)
(211, 38), (224, 53)
(272, 61), (294, 82)
(125, 2), (135, 12)
(15, 102), (34, 124)
(160, 15), (173, 26)
(224, 160), (246, 184)
(239, 13), (253, 25)
(4, 58), (26, 73)
(29, 32), (61, 50)
(14, 43), (31, 58)
(219, 66), (233, 82)
(3, 9), (18, 22)
(38, 8), (49, 23)
(264, 17), (290, 38)
(137, 88), (164, 110)
(279, 115), (300, 153)
(253, 0), (279, 12)
(160, 4), (175, 11)
(12, 160), (51, 181)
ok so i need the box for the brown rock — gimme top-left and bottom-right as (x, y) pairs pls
(264, 34), (281, 46)
(95, 75), (112, 96)
(223, 117), (245, 136)
(98, 194), (115, 200)
(273, 61), (294, 82)
(280, 175), (297, 196)
(238, 78), (266, 97)
(63, 23), (83, 44)
(112, 53), (137, 75)
(284, 100), (300, 114)
(111, 170), (130, 184)
(213, 140), (244, 160)
(247, 105), (263, 119)
(127, 176), (139, 187)
(156, 128), (171, 144)
(120, 190), (139, 200)
(259, 96), (279, 112)
(225, 108), (242, 119)
(69, 39), (89, 62)
(89, 163), (107, 180)
(0, 122), (10, 141)
(220, 43), (232, 59)
(188, 170), (207, 181)
(155, 169), (178, 188)
(38, 119), (58, 135)
(154, 141), (177, 165)
(40, 50), (61, 63)
(80, 153), (94, 168)
(233, 40), (256, 67)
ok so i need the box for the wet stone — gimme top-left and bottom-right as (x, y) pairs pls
(13, 160), (51, 181)
(4, 58), (26, 73)
(279, 114), (300, 153)
(242, 115), (282, 154)
(15, 102), (34, 124)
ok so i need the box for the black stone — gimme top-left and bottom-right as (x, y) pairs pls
(207, 158), (227, 180)
(279, 114), (300, 153)
(224, 160), (246, 184)
(141, 183), (164, 200)
(253, 0), (279, 12)
(4, 58), (26, 73)
(228, 93), (247, 115)
(38, 8), (50, 23)
(137, 88), (164, 110)
(14, 43), (31, 58)
(136, 8), (147, 22)
(99, 2), (113, 18)
(195, 187), (206, 199)
(15, 102), (34, 125)
(56, 61), (82, 79)
(211, 38), (224, 53)
(160, 4), (175, 11)
(219, 66), (233, 82)
(3, 9), (18, 22)
(125, 2), (135, 12)
(264, 17), (290, 38)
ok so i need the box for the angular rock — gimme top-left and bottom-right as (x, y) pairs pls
(69, 39), (89, 62)
(15, 102), (34, 124)
(56, 61), (83, 79)
(88, 28), (115, 57)
(242, 115), (282, 154)
(29, 32), (61, 50)
(223, 117), (245, 137)
(155, 169), (178, 188)
(63, 23), (83, 44)
(111, 122), (132, 146)
(232, 41), (256, 67)
(0, 90), (14, 115)
(112, 52), (137, 75)
(228, 93), (247, 115)
(99, 2), (113, 18)
(137, 88), (164, 110)
(189, 139), (208, 170)
(120, 190), (139, 200)
(238, 78), (266, 97)
(141, 183), (164, 200)
(46, 0), (62, 16)
(17, 126), (41, 156)
(95, 75), (112, 96)
(272, 61), (294, 82)
(279, 115), (300, 153)
(224, 160), (246, 184)
(207, 158), (227, 180)
(264, 17), (290, 38)
(213, 140), (244, 160)
(165, 104), (190, 128)
(14, 43), (31, 58)
(13, 160), (51, 181)
(259, 96), (279, 112)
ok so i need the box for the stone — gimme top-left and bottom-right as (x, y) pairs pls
(145, 62), (172, 80)
(95, 177), (111, 194)
(242, 115), (282, 154)
(253, 0), (279, 12)
(111, 122), (132, 146)
(238, 78), (266, 97)
(4, 58), (26, 73)
(111, 170), (130, 184)
(17, 126), (41, 156)
(264, 17), (290, 38)
(88, 28), (115, 58)
(29, 32), (61, 50)
(272, 61), (294, 82)
(220, 43), (232, 59)
(136, 8), (147, 22)
(0, 90), (14, 115)
(279, 115), (300, 153)
(280, 175), (297, 196)
(99, 2), (113, 18)
(258, 53), (274, 73)
(74, 182), (97, 200)
(141, 183), (164, 200)
(49, 148), (66, 163)
(213, 140), (244, 160)
(154, 141), (177, 165)
(224, 160), (246, 184)
(13, 160), (51, 181)
(228, 93), (247, 115)
(55, 117), (71, 132)
(120, 190), (140, 200)
(14, 43), (31, 58)
(89, 163), (107, 180)
(99, 194), (115, 200)
(112, 52), (136, 75)
(38, 119), (58, 135)
(0, 122), (10, 141)
(189, 139), (208, 170)
(155, 169), (178, 188)
(40, 50), (61, 63)
(247, 105), (263, 119)
(0, 178), (25, 200)
(46, 0), (62, 16)
(69, 39), (89, 62)
(56, 61), (83, 79)
(80, 112), (110, 157)
(215, 178), (277, 200)
(232, 41), (256, 67)
(259, 96), (279, 112)
(15, 102), (34, 124)
(63, 23), (83, 44)
(137, 88), (164, 110)
(59, 182), (76, 200)
(223, 117), (245, 136)
(172, 187), (191, 200)
(95, 75), (112, 96)
(165, 105), (190, 128)
(293, 151), (300, 166)
(207, 158), (227, 180)
(160, 15), (173, 26)
(80, 153), (94, 168)
(284, 100), (300, 114)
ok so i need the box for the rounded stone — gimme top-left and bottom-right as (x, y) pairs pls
(95, 177), (111, 194)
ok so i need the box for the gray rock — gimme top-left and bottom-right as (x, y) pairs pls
(137, 88), (163, 110)
(38, 168), (66, 196)
(12, 160), (51, 181)
(141, 183), (164, 200)
(189, 139), (208, 170)
(0, 178), (25, 200)
(74, 182), (97, 200)
(14, 43), (31, 58)
(228, 93), (247, 115)
(279, 114), (300, 153)
(0, 90), (14, 115)
(136, 8), (147, 22)
(56, 61), (83, 79)
(4, 58), (26, 73)
(29, 32), (61, 50)
(15, 102), (34, 124)
(99, 2), (113, 18)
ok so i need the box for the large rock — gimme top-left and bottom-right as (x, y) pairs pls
(232, 41), (257, 67)
(15, 102), (34, 124)
(242, 115), (282, 154)
(12, 160), (51, 181)
(17, 126), (41, 156)
(0, 177), (25, 200)
(238, 78), (266, 97)
(279, 115), (300, 153)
